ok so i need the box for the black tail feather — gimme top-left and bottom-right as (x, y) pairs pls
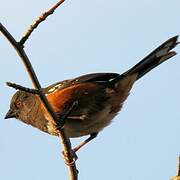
(111, 35), (179, 85)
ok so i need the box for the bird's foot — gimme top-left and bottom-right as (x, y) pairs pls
(62, 149), (78, 166)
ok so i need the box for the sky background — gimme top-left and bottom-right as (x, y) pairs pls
(0, 0), (180, 179)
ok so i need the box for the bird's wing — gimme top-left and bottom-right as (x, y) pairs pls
(73, 73), (119, 82)
(45, 73), (119, 94)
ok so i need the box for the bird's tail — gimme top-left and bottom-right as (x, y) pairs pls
(111, 35), (179, 85)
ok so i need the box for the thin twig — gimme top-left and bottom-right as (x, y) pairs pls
(170, 156), (180, 180)
(59, 131), (78, 178)
(6, 82), (39, 94)
(1, 22), (78, 180)
(177, 156), (180, 176)
(19, 0), (65, 45)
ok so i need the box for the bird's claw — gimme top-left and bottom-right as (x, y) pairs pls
(62, 149), (78, 166)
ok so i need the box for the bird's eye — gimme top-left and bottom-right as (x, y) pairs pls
(15, 101), (21, 108)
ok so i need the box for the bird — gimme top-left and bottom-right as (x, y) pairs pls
(5, 36), (179, 153)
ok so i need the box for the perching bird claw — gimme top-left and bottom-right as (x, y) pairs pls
(62, 149), (78, 166)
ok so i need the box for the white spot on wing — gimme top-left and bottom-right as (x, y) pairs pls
(156, 40), (175, 58)
(159, 51), (177, 63)
(47, 83), (62, 93)
(156, 47), (169, 57)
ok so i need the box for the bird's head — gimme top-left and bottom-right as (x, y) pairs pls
(5, 91), (33, 120)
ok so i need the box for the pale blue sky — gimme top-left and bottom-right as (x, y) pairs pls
(0, 0), (180, 180)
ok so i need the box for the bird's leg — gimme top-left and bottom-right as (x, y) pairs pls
(72, 133), (98, 153)
(62, 133), (98, 163)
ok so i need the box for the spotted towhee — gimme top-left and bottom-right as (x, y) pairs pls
(5, 36), (179, 152)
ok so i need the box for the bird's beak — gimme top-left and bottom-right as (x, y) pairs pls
(5, 109), (16, 119)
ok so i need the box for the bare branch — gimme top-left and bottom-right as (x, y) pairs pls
(19, 0), (65, 45)
(177, 156), (180, 176)
(6, 82), (39, 94)
(0, 22), (41, 87)
(170, 156), (180, 180)
(59, 131), (79, 179)
(1, 21), (78, 180)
